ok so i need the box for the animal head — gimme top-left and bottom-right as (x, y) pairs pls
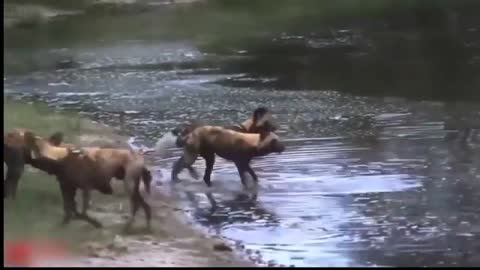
(4, 129), (64, 149)
(47, 131), (64, 146)
(257, 132), (285, 156)
(243, 107), (279, 134)
(172, 122), (199, 138)
(172, 121), (202, 147)
(23, 130), (69, 162)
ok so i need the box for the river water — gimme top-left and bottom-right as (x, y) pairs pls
(4, 1), (480, 267)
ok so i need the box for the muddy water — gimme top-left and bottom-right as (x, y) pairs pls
(4, 1), (480, 266)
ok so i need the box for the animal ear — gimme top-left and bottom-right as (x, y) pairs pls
(48, 131), (64, 146)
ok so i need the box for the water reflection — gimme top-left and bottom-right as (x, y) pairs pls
(3, 1), (480, 266)
(179, 189), (280, 236)
(340, 136), (480, 267)
(5, 60), (480, 266)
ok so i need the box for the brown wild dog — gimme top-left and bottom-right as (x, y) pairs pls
(22, 130), (152, 230)
(228, 107), (279, 134)
(168, 107), (279, 181)
(4, 128), (71, 200)
(173, 107), (279, 148)
(171, 126), (285, 188)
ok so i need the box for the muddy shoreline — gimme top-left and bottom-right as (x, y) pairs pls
(2, 101), (255, 267)
(71, 177), (258, 267)
(64, 131), (257, 267)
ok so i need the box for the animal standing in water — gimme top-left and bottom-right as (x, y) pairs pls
(171, 126), (285, 188)
(155, 107), (280, 182)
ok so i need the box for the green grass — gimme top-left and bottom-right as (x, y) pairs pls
(5, 99), (84, 141)
(4, 98), (121, 252)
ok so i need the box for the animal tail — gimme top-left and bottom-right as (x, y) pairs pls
(141, 167), (152, 194)
(154, 130), (180, 158)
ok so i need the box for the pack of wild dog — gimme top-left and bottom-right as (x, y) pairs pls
(4, 107), (285, 230)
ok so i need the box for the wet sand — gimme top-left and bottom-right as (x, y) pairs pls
(69, 184), (256, 267)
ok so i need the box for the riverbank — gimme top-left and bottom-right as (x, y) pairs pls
(3, 98), (254, 267)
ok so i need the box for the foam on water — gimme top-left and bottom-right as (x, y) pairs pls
(154, 131), (179, 158)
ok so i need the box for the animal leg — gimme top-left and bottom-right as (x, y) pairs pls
(132, 175), (152, 230)
(205, 191), (217, 213)
(171, 156), (186, 182)
(234, 163), (249, 189)
(58, 181), (75, 226)
(124, 190), (141, 232)
(4, 164), (24, 199)
(246, 165), (259, 189)
(187, 165), (200, 180)
(78, 189), (102, 228)
(138, 191), (152, 229)
(124, 168), (152, 231)
(171, 151), (198, 182)
(202, 153), (215, 187)
(70, 188), (82, 218)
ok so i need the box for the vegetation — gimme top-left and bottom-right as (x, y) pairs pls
(3, 98), (123, 253)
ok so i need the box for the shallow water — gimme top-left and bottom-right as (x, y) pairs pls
(4, 1), (480, 267)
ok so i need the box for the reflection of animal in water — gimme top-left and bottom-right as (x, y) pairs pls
(183, 189), (280, 231)
(22, 130), (152, 231)
(4, 129), (72, 200)
(154, 107), (279, 181)
(171, 126), (285, 188)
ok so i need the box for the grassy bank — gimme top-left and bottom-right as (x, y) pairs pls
(3, 98), (127, 253)
(4, 98), (255, 267)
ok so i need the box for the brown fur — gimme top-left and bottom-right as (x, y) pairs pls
(4, 128), (73, 199)
(228, 107), (279, 134)
(174, 107), (278, 147)
(171, 126), (285, 188)
(171, 107), (279, 180)
(22, 131), (152, 230)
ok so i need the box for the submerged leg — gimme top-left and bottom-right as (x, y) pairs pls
(202, 153), (215, 187)
(246, 165), (259, 190)
(187, 165), (200, 180)
(171, 156), (186, 182)
(234, 163), (249, 189)
(171, 151), (198, 182)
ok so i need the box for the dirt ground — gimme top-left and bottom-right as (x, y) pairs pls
(29, 137), (256, 267)
(70, 182), (256, 267)
(4, 101), (256, 267)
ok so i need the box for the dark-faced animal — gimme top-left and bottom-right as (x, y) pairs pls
(169, 107), (280, 181)
(228, 107), (279, 134)
(22, 131), (152, 230)
(4, 128), (71, 200)
(171, 126), (285, 188)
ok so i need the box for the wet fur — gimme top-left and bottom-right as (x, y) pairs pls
(171, 126), (285, 188)
(170, 107), (279, 181)
(23, 131), (152, 230)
